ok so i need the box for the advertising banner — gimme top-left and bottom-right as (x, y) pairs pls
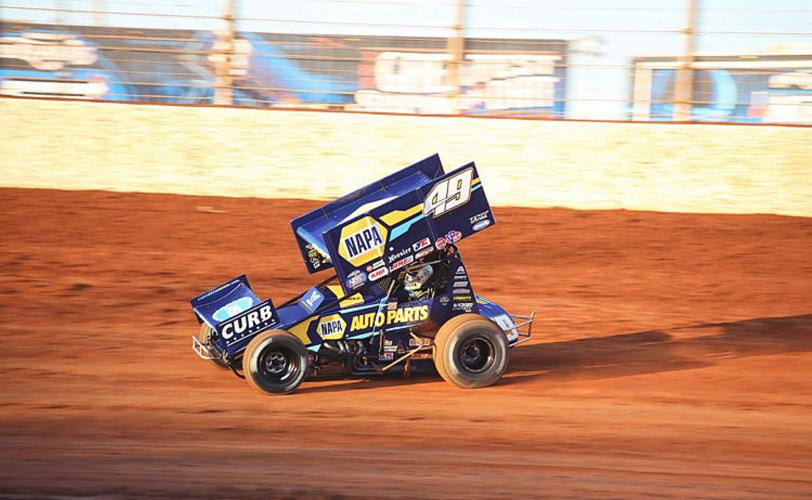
(1, 22), (568, 117)
(630, 54), (812, 123)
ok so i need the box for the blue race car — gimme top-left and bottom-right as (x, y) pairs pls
(191, 154), (533, 394)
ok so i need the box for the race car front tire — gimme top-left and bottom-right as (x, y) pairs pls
(433, 314), (509, 388)
(242, 330), (308, 394)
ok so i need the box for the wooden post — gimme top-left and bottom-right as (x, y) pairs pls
(446, 0), (466, 114)
(214, 0), (236, 105)
(674, 0), (698, 121)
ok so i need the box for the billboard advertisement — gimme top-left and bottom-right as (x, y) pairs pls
(630, 54), (812, 124)
(1, 23), (568, 117)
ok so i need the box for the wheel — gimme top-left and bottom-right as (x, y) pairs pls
(433, 314), (509, 388)
(198, 324), (228, 369)
(242, 330), (308, 394)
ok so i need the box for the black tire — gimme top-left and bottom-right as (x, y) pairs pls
(434, 314), (509, 388)
(242, 330), (308, 394)
(198, 324), (228, 369)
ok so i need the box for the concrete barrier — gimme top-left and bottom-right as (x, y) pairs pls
(2, 98), (810, 216)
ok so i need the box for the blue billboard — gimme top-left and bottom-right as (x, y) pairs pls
(630, 54), (812, 124)
(1, 23), (568, 117)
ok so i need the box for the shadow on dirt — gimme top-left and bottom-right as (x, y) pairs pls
(295, 314), (812, 393)
(505, 313), (812, 384)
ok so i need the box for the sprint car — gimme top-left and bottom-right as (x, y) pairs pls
(191, 154), (533, 394)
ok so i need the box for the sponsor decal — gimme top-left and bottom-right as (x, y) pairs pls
(412, 237), (431, 252)
(415, 248), (433, 260)
(469, 210), (490, 224)
(317, 314), (346, 340)
(380, 352), (394, 361)
(305, 243), (327, 269)
(387, 247), (412, 263)
(0, 33), (98, 71)
(445, 230), (462, 244)
(338, 216), (388, 267)
(453, 294), (473, 302)
(453, 280), (469, 288)
(473, 219), (491, 231)
(220, 301), (277, 345)
(439, 296), (450, 306)
(384, 344), (398, 353)
(339, 293), (365, 307)
(369, 266), (390, 281)
(365, 259), (385, 272)
(452, 288), (471, 295)
(493, 314), (519, 342)
(212, 297), (254, 322)
(349, 305), (430, 332)
(389, 255), (414, 272)
(387, 301), (398, 310)
(435, 237), (447, 250)
(346, 270), (367, 289)
(453, 302), (474, 312)
(300, 288), (324, 313)
(455, 266), (467, 276)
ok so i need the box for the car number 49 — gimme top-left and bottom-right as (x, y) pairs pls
(423, 168), (473, 218)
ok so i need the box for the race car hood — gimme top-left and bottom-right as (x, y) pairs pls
(291, 154), (445, 274)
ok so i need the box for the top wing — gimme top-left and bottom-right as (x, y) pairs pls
(291, 154), (445, 274)
(323, 161), (495, 294)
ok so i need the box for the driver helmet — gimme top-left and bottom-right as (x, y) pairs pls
(404, 263), (433, 295)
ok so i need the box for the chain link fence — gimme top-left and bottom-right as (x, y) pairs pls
(2, 0), (810, 123)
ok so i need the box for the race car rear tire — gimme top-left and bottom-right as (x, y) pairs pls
(433, 314), (509, 389)
(198, 324), (228, 369)
(242, 330), (308, 394)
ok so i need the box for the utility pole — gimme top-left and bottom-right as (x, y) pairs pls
(94, 0), (105, 25)
(674, 0), (698, 121)
(214, 0), (236, 105)
(446, 0), (466, 114)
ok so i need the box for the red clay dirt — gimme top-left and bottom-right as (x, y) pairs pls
(1, 188), (811, 498)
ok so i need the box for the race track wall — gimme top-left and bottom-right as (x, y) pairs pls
(2, 98), (810, 216)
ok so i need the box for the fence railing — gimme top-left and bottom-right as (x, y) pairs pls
(1, 0), (811, 124)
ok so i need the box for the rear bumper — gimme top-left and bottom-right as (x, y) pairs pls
(508, 312), (535, 348)
(192, 335), (220, 361)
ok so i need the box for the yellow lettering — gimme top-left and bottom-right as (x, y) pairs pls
(387, 310), (397, 324)
(375, 312), (386, 327)
(350, 315), (362, 331)
(419, 306), (429, 321)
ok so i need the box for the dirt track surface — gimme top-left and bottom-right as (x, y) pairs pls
(1, 188), (811, 498)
